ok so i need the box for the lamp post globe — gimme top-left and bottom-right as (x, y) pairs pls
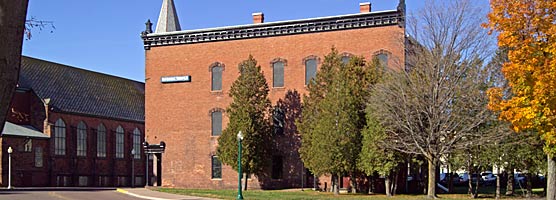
(7, 146), (13, 189)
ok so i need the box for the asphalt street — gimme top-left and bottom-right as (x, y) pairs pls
(0, 190), (144, 200)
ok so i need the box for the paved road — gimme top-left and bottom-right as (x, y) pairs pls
(0, 190), (144, 200)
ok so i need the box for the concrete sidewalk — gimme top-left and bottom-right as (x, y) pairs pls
(116, 188), (219, 200)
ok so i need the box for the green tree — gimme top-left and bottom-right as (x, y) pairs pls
(358, 105), (404, 197)
(216, 55), (272, 190)
(298, 49), (371, 195)
(298, 48), (342, 191)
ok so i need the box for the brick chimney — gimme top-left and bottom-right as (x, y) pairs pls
(252, 12), (264, 24)
(359, 2), (371, 13)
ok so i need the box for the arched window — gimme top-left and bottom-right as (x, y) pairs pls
(54, 119), (66, 155)
(97, 124), (106, 157)
(271, 58), (286, 88)
(76, 121), (87, 157)
(341, 56), (351, 64)
(374, 50), (391, 68)
(377, 53), (388, 68)
(115, 126), (124, 158)
(304, 57), (318, 86)
(133, 128), (141, 159)
(211, 110), (222, 136)
(210, 62), (224, 91)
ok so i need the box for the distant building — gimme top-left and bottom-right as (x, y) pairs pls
(142, 0), (406, 189)
(0, 56), (149, 187)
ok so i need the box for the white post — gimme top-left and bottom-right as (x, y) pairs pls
(7, 146), (13, 189)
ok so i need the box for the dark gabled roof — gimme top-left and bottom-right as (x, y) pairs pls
(19, 56), (145, 122)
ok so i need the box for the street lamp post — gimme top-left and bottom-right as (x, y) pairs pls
(7, 146), (13, 189)
(143, 142), (149, 187)
(131, 149), (135, 188)
(237, 131), (244, 200)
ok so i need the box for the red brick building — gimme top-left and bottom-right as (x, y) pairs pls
(1, 56), (150, 187)
(142, 0), (406, 189)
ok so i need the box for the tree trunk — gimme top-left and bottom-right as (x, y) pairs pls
(369, 174), (375, 194)
(467, 153), (473, 196)
(506, 168), (514, 196)
(427, 158), (437, 199)
(243, 172), (248, 191)
(526, 172), (532, 198)
(349, 173), (357, 194)
(0, 0), (29, 133)
(334, 174), (340, 195)
(496, 172), (500, 199)
(473, 171), (480, 199)
(385, 174), (392, 197)
(548, 154), (556, 200)
(393, 171), (399, 196)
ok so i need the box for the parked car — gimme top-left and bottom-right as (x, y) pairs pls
(470, 173), (484, 184)
(459, 172), (469, 183)
(514, 172), (526, 185)
(440, 173), (461, 185)
(481, 171), (496, 185)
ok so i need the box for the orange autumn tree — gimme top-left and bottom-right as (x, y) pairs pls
(485, 1), (556, 199)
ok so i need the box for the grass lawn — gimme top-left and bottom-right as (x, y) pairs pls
(154, 187), (546, 200)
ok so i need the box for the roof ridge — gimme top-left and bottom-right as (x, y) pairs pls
(22, 55), (144, 84)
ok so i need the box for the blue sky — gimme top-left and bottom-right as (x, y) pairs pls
(22, 0), (486, 82)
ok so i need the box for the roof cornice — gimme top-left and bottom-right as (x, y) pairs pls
(141, 10), (403, 50)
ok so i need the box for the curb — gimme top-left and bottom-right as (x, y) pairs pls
(0, 187), (116, 192)
(116, 188), (171, 200)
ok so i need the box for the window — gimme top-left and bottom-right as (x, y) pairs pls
(35, 146), (43, 167)
(115, 126), (124, 158)
(211, 111), (222, 136)
(377, 53), (389, 68)
(374, 50), (391, 69)
(133, 128), (141, 159)
(341, 56), (351, 64)
(305, 58), (317, 86)
(272, 61), (284, 87)
(211, 155), (222, 179)
(211, 64), (223, 91)
(54, 119), (66, 155)
(97, 124), (106, 157)
(271, 155), (283, 179)
(77, 121), (87, 157)
(78, 176), (88, 186)
(273, 107), (285, 135)
(24, 139), (32, 152)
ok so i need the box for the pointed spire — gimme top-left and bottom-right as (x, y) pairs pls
(155, 0), (181, 33)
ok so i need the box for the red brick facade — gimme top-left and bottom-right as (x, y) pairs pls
(1, 57), (150, 187)
(144, 3), (405, 189)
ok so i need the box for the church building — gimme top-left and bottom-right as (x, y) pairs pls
(142, 0), (406, 189)
(1, 56), (149, 187)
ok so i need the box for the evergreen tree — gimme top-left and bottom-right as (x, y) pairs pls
(358, 106), (404, 196)
(298, 49), (372, 194)
(216, 55), (272, 190)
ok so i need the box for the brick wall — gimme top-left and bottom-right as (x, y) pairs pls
(1, 89), (149, 187)
(145, 24), (404, 189)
